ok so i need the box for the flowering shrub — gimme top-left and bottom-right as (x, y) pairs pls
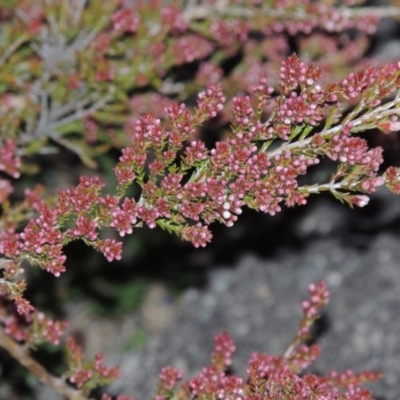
(1, 0), (400, 399)
(147, 282), (381, 400)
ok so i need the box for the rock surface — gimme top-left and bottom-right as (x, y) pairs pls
(105, 190), (400, 400)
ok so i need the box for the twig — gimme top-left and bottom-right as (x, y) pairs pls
(48, 90), (114, 130)
(0, 34), (29, 69)
(266, 96), (400, 159)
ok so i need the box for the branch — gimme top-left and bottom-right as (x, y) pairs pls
(71, 0), (87, 27)
(0, 34), (29, 69)
(299, 181), (358, 197)
(49, 90), (114, 130)
(19, 89), (114, 144)
(266, 95), (400, 159)
(0, 327), (90, 400)
(182, 4), (400, 22)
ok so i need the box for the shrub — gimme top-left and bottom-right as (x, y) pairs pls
(1, 0), (400, 398)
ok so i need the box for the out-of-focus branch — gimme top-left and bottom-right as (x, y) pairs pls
(0, 327), (89, 400)
(19, 89), (114, 142)
(0, 34), (29, 69)
(182, 4), (400, 22)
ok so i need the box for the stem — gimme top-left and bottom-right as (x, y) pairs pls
(0, 327), (90, 400)
(266, 95), (400, 159)
(300, 181), (344, 194)
(283, 336), (300, 359)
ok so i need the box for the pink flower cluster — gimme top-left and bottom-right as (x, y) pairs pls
(66, 337), (120, 390)
(2, 57), (399, 277)
(161, 6), (188, 33)
(172, 35), (214, 65)
(112, 9), (140, 33)
(188, 365), (244, 399)
(0, 138), (20, 179)
(211, 331), (236, 369)
(2, 203), (66, 277)
(384, 166), (400, 194)
(34, 312), (68, 346)
(210, 19), (250, 48)
(156, 366), (183, 394)
(300, 281), (329, 336)
(151, 282), (380, 400)
(2, 306), (67, 346)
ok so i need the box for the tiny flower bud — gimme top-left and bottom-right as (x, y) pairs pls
(351, 195), (370, 207)
(222, 210), (231, 219)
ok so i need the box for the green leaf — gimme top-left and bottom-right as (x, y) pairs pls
(288, 123), (306, 142)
